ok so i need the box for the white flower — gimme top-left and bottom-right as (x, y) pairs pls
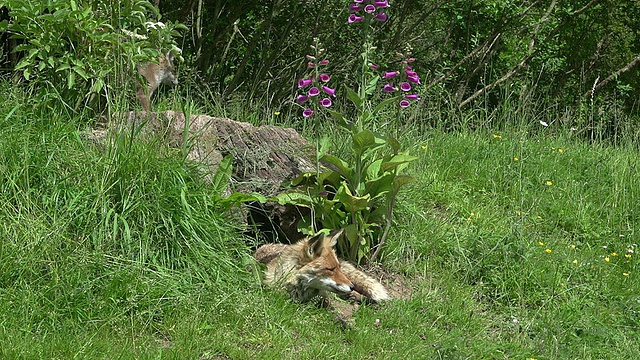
(121, 29), (148, 40)
(145, 21), (166, 30)
(539, 120), (549, 127)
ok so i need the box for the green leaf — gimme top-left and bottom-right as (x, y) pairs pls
(352, 129), (376, 154)
(372, 95), (400, 115)
(67, 71), (75, 89)
(365, 75), (380, 96)
(221, 192), (268, 206)
(321, 154), (353, 180)
(365, 158), (383, 180)
(393, 174), (417, 191)
(365, 173), (394, 199)
(272, 191), (312, 206)
(211, 155), (233, 195)
(387, 134), (401, 153)
(326, 108), (354, 131)
(337, 183), (370, 212)
(345, 85), (363, 111)
(380, 154), (419, 173)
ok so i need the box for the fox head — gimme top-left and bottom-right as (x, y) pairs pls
(299, 229), (354, 296)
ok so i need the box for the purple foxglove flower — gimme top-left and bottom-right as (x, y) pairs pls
(364, 4), (376, 13)
(322, 85), (336, 97)
(349, 4), (362, 12)
(319, 73), (331, 82)
(370, 63), (379, 70)
(303, 108), (314, 117)
(319, 59), (329, 65)
(319, 98), (332, 107)
(406, 69), (417, 76)
(382, 71), (399, 79)
(298, 78), (312, 88)
(296, 94), (309, 104)
(399, 100), (411, 108)
(306, 54), (315, 60)
(375, 12), (388, 22)
(308, 61), (316, 68)
(400, 82), (411, 91)
(374, 1), (390, 7)
(308, 87), (320, 97)
(404, 94), (420, 100)
(354, 0), (364, 2)
(383, 83), (397, 92)
(348, 14), (364, 23)
(407, 57), (416, 62)
(407, 75), (421, 84)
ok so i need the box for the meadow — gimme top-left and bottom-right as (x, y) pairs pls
(0, 77), (638, 360)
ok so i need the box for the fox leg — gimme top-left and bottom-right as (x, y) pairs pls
(339, 261), (390, 303)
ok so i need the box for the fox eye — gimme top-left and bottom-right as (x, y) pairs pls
(326, 267), (335, 272)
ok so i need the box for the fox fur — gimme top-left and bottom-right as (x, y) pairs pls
(254, 230), (390, 304)
(136, 51), (178, 111)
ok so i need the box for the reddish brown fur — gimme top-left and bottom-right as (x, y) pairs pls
(255, 230), (389, 303)
(136, 51), (178, 111)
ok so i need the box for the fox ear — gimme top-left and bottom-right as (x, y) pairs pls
(326, 229), (343, 247)
(307, 233), (326, 258)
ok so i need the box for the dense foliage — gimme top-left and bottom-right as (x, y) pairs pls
(2, 1), (638, 137)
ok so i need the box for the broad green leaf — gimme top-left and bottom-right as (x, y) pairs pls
(211, 154), (233, 195)
(221, 192), (269, 206)
(321, 154), (353, 180)
(365, 173), (394, 198)
(326, 108), (354, 131)
(344, 224), (359, 247)
(67, 71), (75, 89)
(380, 154), (419, 173)
(337, 183), (370, 212)
(365, 75), (380, 96)
(365, 158), (383, 179)
(387, 134), (401, 153)
(272, 191), (312, 206)
(352, 129), (376, 154)
(345, 85), (363, 111)
(393, 174), (417, 191)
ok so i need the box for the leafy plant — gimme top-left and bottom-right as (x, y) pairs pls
(280, 2), (419, 264)
(0, 0), (185, 113)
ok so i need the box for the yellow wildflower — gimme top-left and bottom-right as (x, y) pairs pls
(558, 148), (563, 153)
(545, 249), (552, 253)
(623, 273), (630, 277)
(421, 145), (427, 150)
(538, 241), (545, 246)
(605, 257), (610, 263)
(274, 111), (281, 116)
(546, 180), (553, 186)
(572, 259), (578, 265)
(611, 252), (617, 257)
(570, 244), (576, 249)
(625, 254), (632, 258)
(493, 134), (502, 139)
(514, 157), (519, 161)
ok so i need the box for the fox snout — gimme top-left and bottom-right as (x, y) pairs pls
(164, 73), (178, 86)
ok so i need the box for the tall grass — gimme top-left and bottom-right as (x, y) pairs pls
(1, 74), (639, 358)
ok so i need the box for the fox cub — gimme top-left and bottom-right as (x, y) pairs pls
(136, 51), (178, 111)
(254, 229), (390, 304)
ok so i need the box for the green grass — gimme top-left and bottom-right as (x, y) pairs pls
(0, 82), (639, 359)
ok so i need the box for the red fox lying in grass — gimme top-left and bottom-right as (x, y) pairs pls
(254, 229), (389, 304)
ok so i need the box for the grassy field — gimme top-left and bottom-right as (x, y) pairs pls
(0, 84), (638, 359)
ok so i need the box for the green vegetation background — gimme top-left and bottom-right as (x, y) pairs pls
(1, 1), (639, 358)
